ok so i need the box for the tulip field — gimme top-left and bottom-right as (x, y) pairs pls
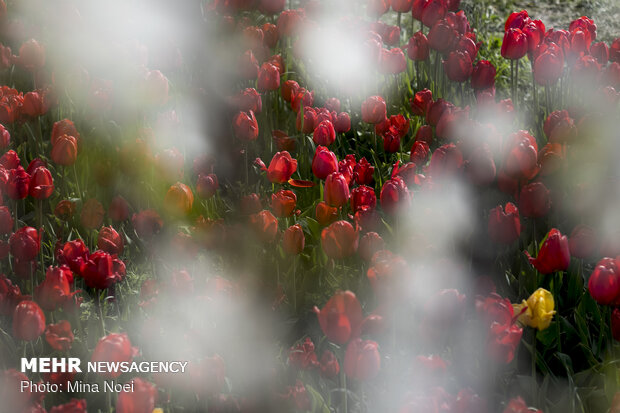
(0, 0), (620, 411)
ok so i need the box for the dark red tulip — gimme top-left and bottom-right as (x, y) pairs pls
(519, 182), (551, 218)
(109, 196), (129, 222)
(334, 112), (351, 133)
(232, 88), (262, 114)
(610, 38), (620, 62)
(488, 203), (521, 244)
(368, 0), (390, 17)
(380, 176), (411, 215)
(392, 0), (413, 12)
(6, 166), (30, 200)
(312, 146), (338, 180)
(288, 337), (318, 370)
(45, 320), (74, 351)
(9, 226), (40, 261)
(534, 48), (564, 86)
(49, 398), (86, 412)
(471, 60), (496, 90)
(351, 186), (377, 213)
(51, 119), (80, 147)
(262, 23), (279, 48)
(291, 88), (314, 113)
(196, 173), (219, 199)
(13, 300), (45, 341)
(426, 98), (453, 126)
(91, 333), (137, 379)
(313, 290), (362, 343)
(321, 220), (358, 259)
(232, 110), (259, 141)
(325, 98), (341, 112)
(429, 143), (463, 178)
(239, 50), (259, 80)
(525, 228), (570, 274)
(281, 79), (299, 102)
(80, 251), (125, 289)
(313, 120), (336, 146)
(501, 28), (528, 60)
(523, 20), (546, 53)
(282, 224), (304, 255)
(241, 193), (262, 215)
(361, 96), (387, 124)
(358, 232), (385, 262)
(410, 88), (433, 116)
(58, 239), (89, 274)
(0, 206), (12, 234)
(319, 350), (340, 378)
(344, 338), (381, 380)
(28, 166), (53, 199)
(54, 200), (76, 221)
(267, 151), (298, 184)
(421, 0), (447, 28)
(324, 172), (349, 208)
(97, 226), (123, 255)
(543, 110), (576, 143)
(379, 48), (406, 74)
(445, 50), (472, 82)
(588, 257), (620, 305)
(488, 321), (522, 364)
(410, 140), (431, 166)
(257, 63), (280, 92)
(504, 130), (539, 180)
(427, 20), (458, 53)
(568, 225), (597, 259)
(34, 266), (74, 311)
(0, 124), (9, 149)
(353, 157), (375, 185)
(407, 31), (430, 61)
(271, 189), (297, 217)
(249, 210), (279, 243)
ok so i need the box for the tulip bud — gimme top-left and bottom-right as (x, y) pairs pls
(257, 63), (280, 92)
(283, 224), (304, 255)
(324, 172), (350, 207)
(12, 300), (45, 341)
(45, 320), (74, 351)
(51, 134), (78, 166)
(6, 166), (30, 200)
(313, 120), (336, 146)
(97, 226), (124, 255)
(34, 266), (73, 311)
(313, 290), (362, 343)
(588, 257), (620, 305)
(164, 183), (194, 216)
(29, 166), (53, 199)
(445, 50), (473, 82)
(525, 228), (570, 274)
(471, 60), (496, 90)
(321, 220), (358, 259)
(407, 31), (429, 61)
(501, 28), (528, 59)
(312, 146), (338, 180)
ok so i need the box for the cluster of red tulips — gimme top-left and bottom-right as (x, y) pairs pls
(0, 0), (618, 411)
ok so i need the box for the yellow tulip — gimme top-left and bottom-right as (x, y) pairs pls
(513, 288), (556, 331)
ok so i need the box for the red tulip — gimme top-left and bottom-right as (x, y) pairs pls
(361, 96), (387, 124)
(610, 38), (620, 62)
(9, 226), (40, 261)
(12, 300), (45, 341)
(80, 251), (125, 289)
(380, 176), (411, 215)
(344, 338), (381, 380)
(49, 399), (86, 412)
(315, 201), (338, 226)
(518, 182), (551, 218)
(16, 39), (45, 71)
(501, 28), (528, 59)
(488, 322), (522, 364)
(0, 206), (12, 234)
(97, 226), (123, 255)
(313, 290), (362, 343)
(0, 124), (9, 149)
(29, 166), (53, 199)
(257, 63), (280, 92)
(421, 0), (447, 28)
(271, 189), (297, 217)
(196, 173), (219, 199)
(321, 220), (358, 259)
(51, 119), (80, 147)
(543, 110), (576, 143)
(324, 172), (350, 207)
(445, 50), (472, 82)
(283, 224), (304, 255)
(240, 193), (262, 215)
(34, 266), (74, 311)
(534, 48), (564, 86)
(353, 157), (375, 185)
(58, 239), (89, 274)
(379, 48), (406, 74)
(116, 378), (157, 413)
(232, 87), (262, 114)
(312, 146), (338, 180)
(0, 150), (20, 170)
(426, 98), (453, 126)
(51, 134), (78, 166)
(291, 88), (314, 113)
(488, 203), (521, 244)
(6, 166), (30, 200)
(319, 350), (340, 378)
(351, 185), (377, 213)
(249, 210), (279, 243)
(109, 196), (129, 222)
(281, 79), (299, 102)
(266, 151), (298, 184)
(45, 320), (74, 351)
(471, 60), (496, 90)
(525, 228), (570, 274)
(503, 397), (542, 413)
(504, 130), (539, 180)
(313, 120), (336, 146)
(233, 110), (258, 142)
(91, 333), (138, 378)
(410, 88), (433, 116)
(588, 257), (620, 305)
(590, 42), (609, 65)
(407, 32), (430, 62)
(428, 20), (457, 53)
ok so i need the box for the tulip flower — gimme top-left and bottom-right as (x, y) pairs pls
(312, 146), (338, 180)
(568, 224), (597, 259)
(0, 206), (13, 234)
(97, 226), (124, 255)
(514, 288), (556, 330)
(80, 198), (105, 229)
(116, 378), (157, 413)
(503, 397), (543, 413)
(407, 31), (429, 61)
(588, 257), (620, 305)
(6, 166), (30, 200)
(315, 201), (338, 226)
(9, 226), (40, 261)
(518, 182), (551, 218)
(29, 166), (53, 199)
(379, 47), (406, 74)
(58, 239), (89, 274)
(380, 176), (411, 215)
(257, 62), (280, 91)
(534, 48), (564, 86)
(488, 322), (523, 364)
(313, 290), (362, 344)
(266, 151), (297, 184)
(281, 80), (299, 102)
(321, 220), (358, 259)
(91, 333), (138, 378)
(80, 251), (125, 289)
(525, 228), (570, 274)
(249, 210), (279, 243)
(271, 189), (297, 217)
(196, 173), (219, 199)
(51, 119), (80, 147)
(471, 60), (496, 90)
(232, 110), (259, 141)
(324, 172), (349, 207)
(282, 224), (304, 255)
(488, 203), (521, 244)
(501, 28), (528, 60)
(427, 20), (457, 53)
(12, 300), (45, 341)
(358, 232), (385, 262)
(34, 266), (74, 311)
(45, 320), (74, 351)
(344, 338), (381, 380)
(164, 182), (194, 216)
(361, 96), (387, 124)
(353, 157), (375, 185)
(313, 120), (336, 146)
(51, 134), (78, 165)
(319, 350), (340, 378)
(445, 50), (473, 82)
(351, 185), (377, 212)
